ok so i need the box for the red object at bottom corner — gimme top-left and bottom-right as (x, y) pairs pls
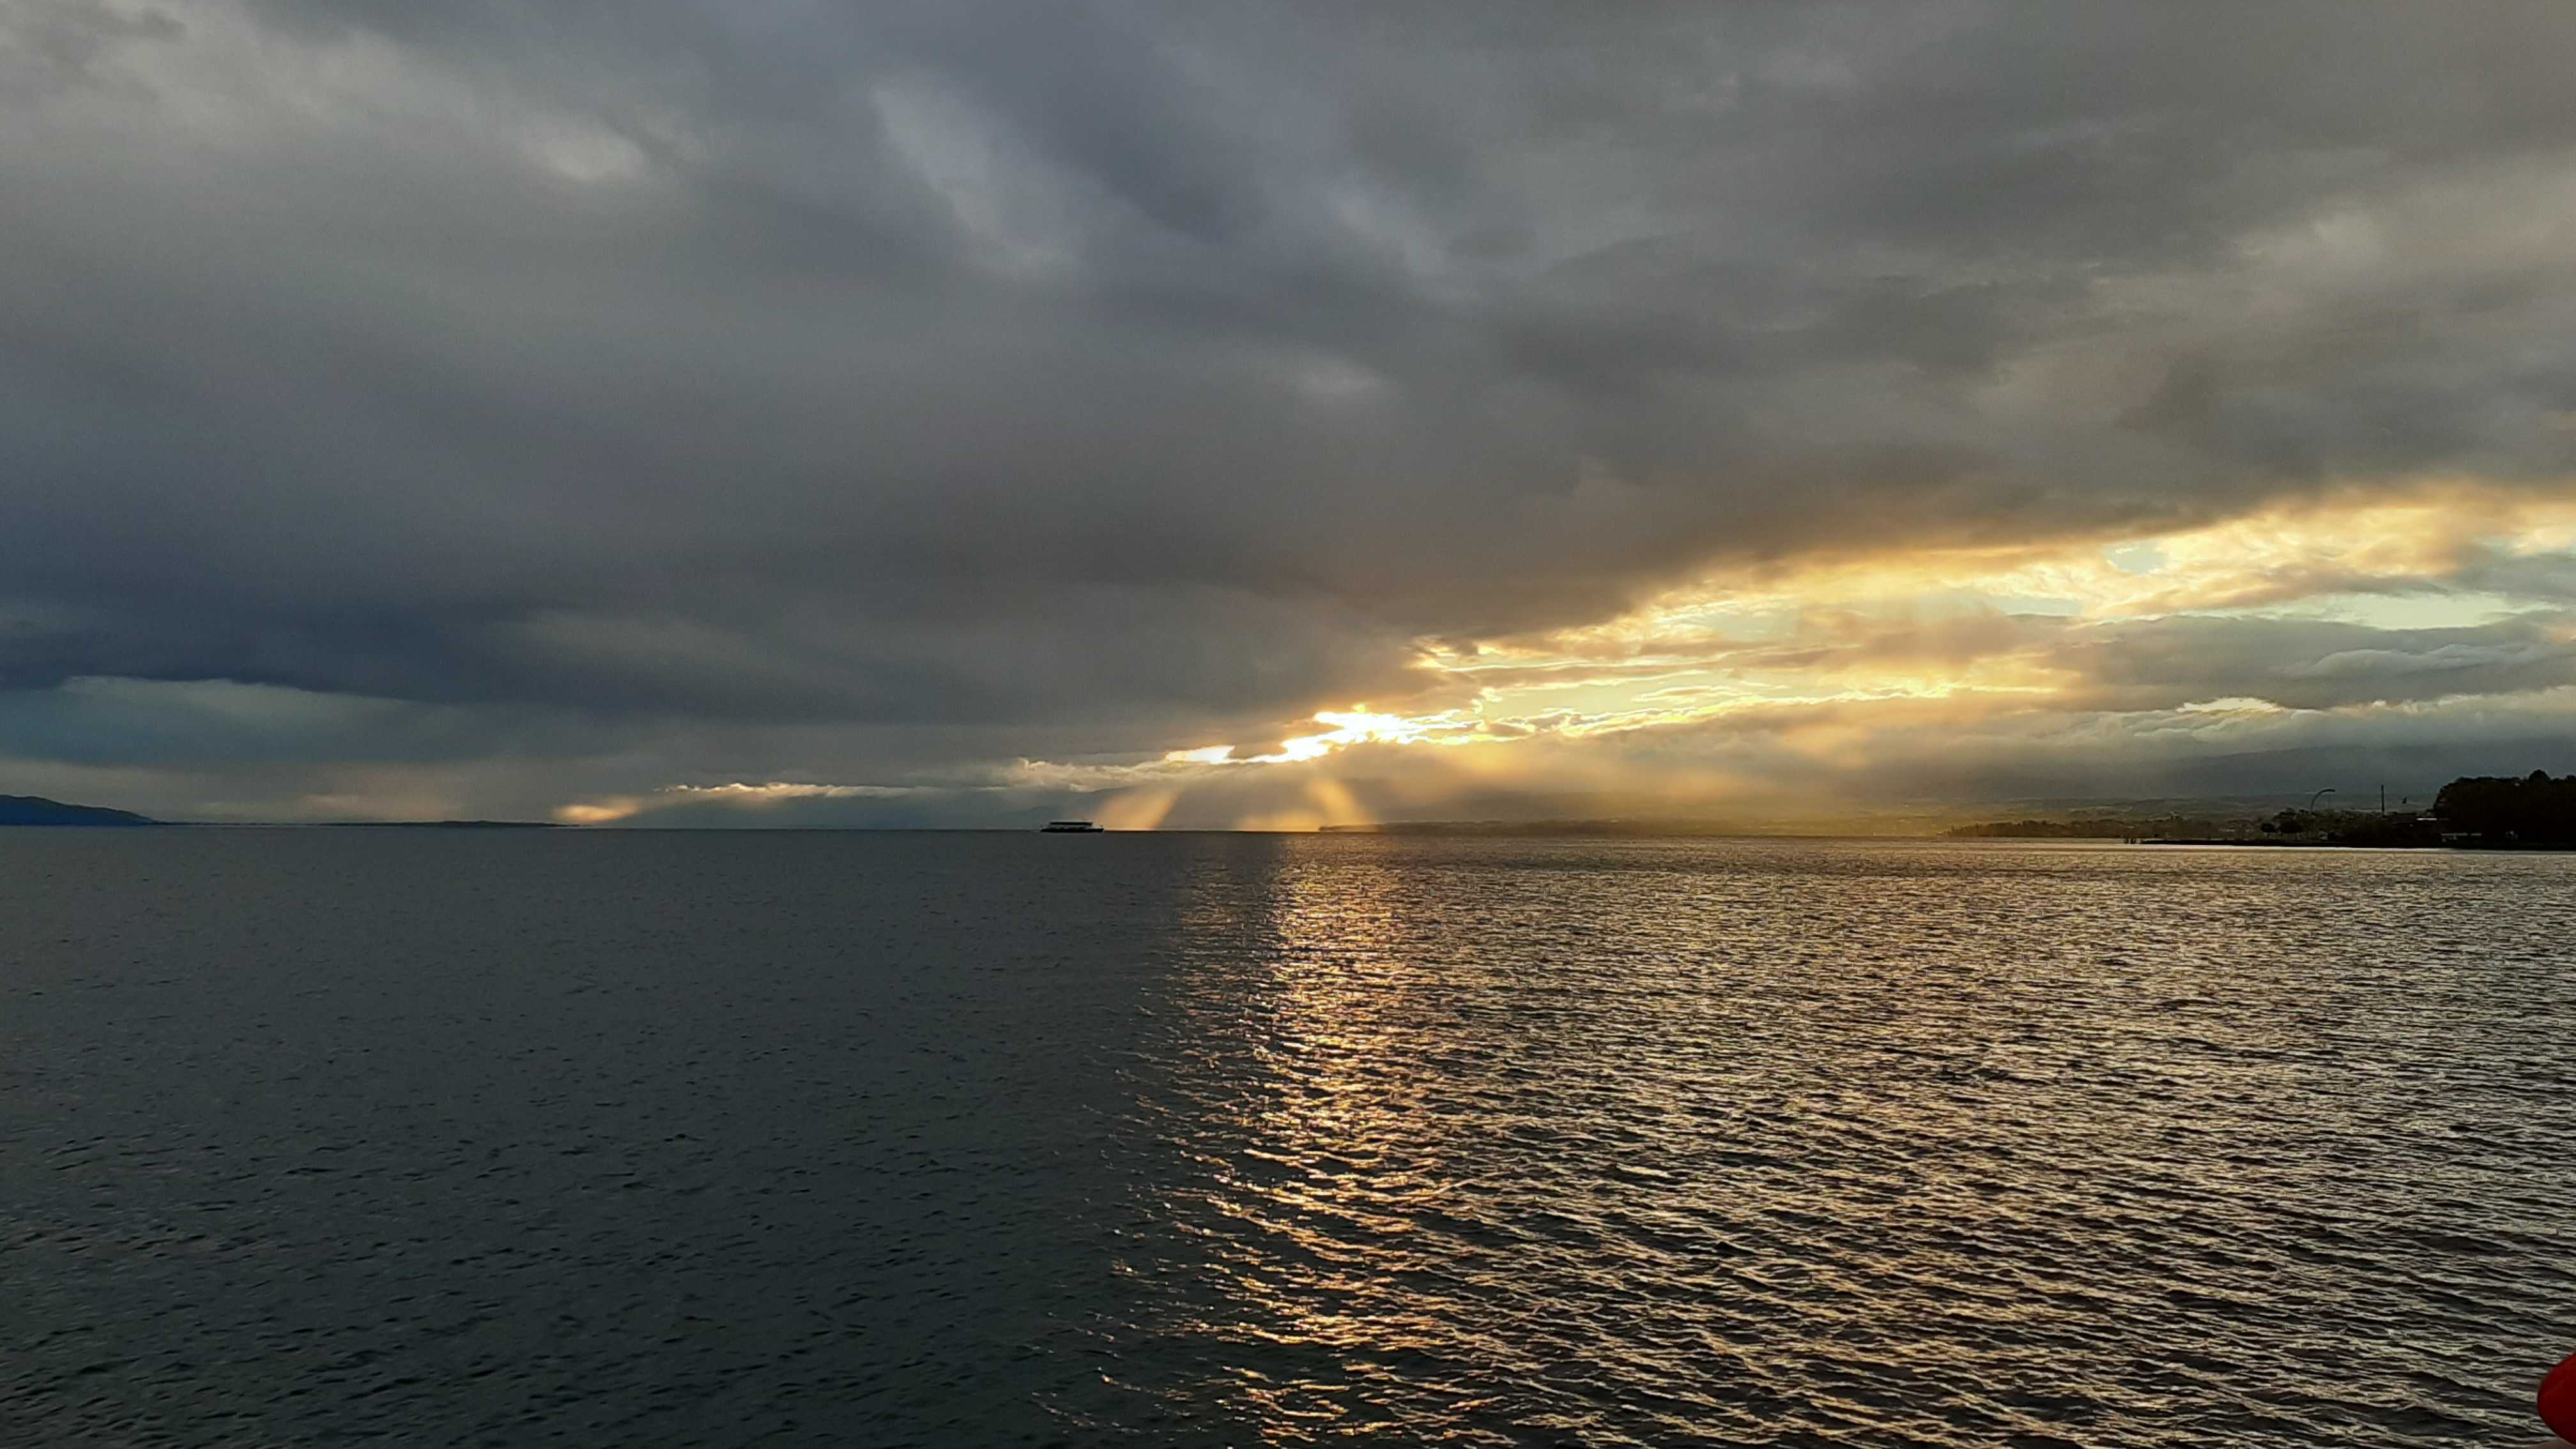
(2542, 1351), (2576, 1441)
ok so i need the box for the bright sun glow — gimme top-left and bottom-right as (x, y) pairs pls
(1077, 482), (2576, 795)
(567, 480), (2576, 826)
(1270, 708), (1434, 761)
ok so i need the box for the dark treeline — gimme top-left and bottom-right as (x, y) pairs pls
(1949, 770), (2576, 848)
(2435, 771), (2576, 846)
(2257, 809), (2439, 847)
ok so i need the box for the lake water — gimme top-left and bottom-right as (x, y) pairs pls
(3, 831), (2572, 1445)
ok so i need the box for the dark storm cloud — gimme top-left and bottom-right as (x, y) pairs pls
(6, 0), (2576, 815)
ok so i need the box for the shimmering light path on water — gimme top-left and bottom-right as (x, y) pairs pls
(3, 832), (2572, 1445)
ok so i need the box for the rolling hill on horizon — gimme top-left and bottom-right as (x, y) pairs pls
(0, 794), (160, 827)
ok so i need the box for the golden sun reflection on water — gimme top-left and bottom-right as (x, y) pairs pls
(1108, 837), (2576, 1446)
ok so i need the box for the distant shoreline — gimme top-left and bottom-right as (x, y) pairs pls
(2139, 837), (2576, 851)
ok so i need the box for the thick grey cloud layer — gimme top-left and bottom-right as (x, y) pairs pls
(5, 1), (2576, 816)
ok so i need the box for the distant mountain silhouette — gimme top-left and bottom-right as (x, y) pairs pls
(0, 794), (159, 827)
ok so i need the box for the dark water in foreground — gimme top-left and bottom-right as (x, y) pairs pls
(4, 831), (2572, 1446)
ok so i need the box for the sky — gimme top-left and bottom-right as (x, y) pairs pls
(6, 1), (2576, 827)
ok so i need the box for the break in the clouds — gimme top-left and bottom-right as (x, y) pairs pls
(6, 1), (2576, 824)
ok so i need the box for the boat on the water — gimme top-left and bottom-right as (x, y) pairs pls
(1041, 820), (1104, 832)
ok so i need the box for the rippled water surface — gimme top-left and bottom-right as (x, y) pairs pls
(4, 831), (2573, 1445)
